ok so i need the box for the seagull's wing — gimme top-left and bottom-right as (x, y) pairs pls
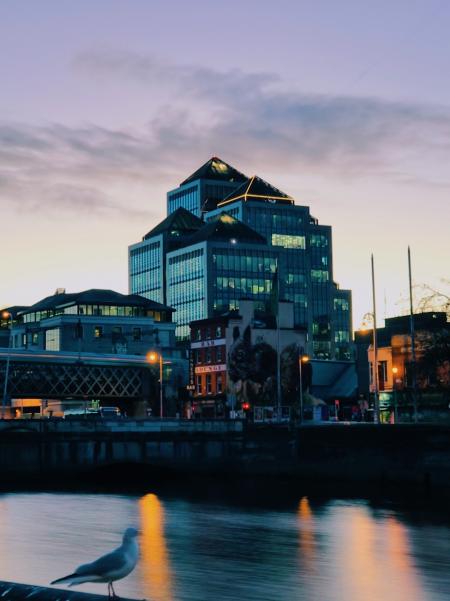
(51, 546), (126, 585)
(75, 547), (126, 577)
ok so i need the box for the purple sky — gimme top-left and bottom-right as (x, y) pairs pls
(1, 0), (449, 327)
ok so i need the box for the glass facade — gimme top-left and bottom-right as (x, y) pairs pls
(212, 247), (278, 315)
(167, 246), (206, 340)
(333, 289), (352, 360)
(167, 184), (200, 216)
(129, 239), (163, 303)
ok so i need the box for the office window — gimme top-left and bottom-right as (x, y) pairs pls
(271, 233), (306, 249)
(45, 328), (60, 351)
(217, 373), (223, 393)
(310, 234), (328, 247)
(133, 327), (141, 341)
(335, 330), (350, 343)
(22, 334), (27, 347)
(215, 326), (222, 338)
(206, 348), (212, 363)
(32, 333), (39, 345)
(94, 326), (103, 338)
(334, 298), (350, 311)
(311, 269), (329, 282)
(206, 374), (212, 394)
(216, 346), (223, 362)
(196, 375), (202, 394)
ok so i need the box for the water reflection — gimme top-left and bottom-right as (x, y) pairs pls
(139, 493), (173, 601)
(0, 492), (448, 600)
(297, 496), (316, 572)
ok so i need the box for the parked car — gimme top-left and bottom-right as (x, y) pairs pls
(100, 406), (121, 418)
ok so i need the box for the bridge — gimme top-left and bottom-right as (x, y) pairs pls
(0, 349), (155, 405)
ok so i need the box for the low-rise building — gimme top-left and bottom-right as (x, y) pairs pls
(355, 311), (450, 419)
(189, 299), (307, 417)
(9, 288), (175, 355)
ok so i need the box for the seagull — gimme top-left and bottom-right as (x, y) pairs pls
(51, 527), (139, 599)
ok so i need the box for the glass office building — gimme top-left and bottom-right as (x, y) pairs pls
(129, 158), (352, 359)
(166, 157), (247, 217)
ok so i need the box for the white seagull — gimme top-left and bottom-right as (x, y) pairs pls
(51, 527), (139, 599)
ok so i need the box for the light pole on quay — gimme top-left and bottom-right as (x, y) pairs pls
(147, 351), (164, 418)
(392, 366), (399, 424)
(1, 310), (13, 419)
(298, 351), (309, 424)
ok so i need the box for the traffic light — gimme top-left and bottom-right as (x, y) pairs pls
(242, 402), (250, 411)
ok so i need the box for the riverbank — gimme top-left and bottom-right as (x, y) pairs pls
(0, 420), (449, 501)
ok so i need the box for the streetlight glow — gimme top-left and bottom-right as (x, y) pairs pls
(147, 351), (158, 364)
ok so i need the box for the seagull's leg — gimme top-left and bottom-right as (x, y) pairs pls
(107, 582), (112, 599)
(111, 582), (118, 599)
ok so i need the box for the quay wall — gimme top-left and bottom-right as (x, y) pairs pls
(0, 420), (449, 494)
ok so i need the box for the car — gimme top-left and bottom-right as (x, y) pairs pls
(100, 406), (121, 418)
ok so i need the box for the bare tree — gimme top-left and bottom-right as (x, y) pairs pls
(415, 279), (450, 317)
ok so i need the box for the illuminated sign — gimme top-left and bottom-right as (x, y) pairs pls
(194, 364), (226, 374)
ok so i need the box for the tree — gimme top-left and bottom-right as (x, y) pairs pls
(418, 329), (450, 389)
(415, 279), (450, 318)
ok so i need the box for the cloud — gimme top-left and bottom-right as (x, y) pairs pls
(2, 50), (450, 215)
(74, 49), (450, 173)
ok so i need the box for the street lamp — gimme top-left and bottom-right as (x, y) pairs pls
(147, 351), (163, 418)
(1, 310), (13, 419)
(392, 366), (398, 424)
(298, 351), (309, 424)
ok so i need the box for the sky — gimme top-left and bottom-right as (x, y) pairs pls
(1, 0), (449, 328)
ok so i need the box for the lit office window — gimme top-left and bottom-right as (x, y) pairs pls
(94, 326), (103, 338)
(271, 234), (306, 249)
(311, 269), (329, 282)
(45, 328), (60, 351)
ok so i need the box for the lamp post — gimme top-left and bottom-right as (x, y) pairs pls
(147, 351), (163, 418)
(1, 310), (13, 419)
(392, 366), (398, 424)
(298, 351), (309, 424)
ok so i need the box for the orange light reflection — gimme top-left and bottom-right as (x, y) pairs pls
(297, 496), (316, 572)
(139, 493), (174, 601)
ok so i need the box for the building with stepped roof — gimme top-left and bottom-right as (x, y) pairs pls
(129, 157), (352, 360)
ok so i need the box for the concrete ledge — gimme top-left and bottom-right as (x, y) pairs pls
(0, 580), (140, 600)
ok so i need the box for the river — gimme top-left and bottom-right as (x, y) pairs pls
(0, 490), (449, 600)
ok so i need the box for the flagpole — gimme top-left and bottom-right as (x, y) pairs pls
(276, 263), (281, 423)
(408, 246), (418, 423)
(371, 254), (380, 424)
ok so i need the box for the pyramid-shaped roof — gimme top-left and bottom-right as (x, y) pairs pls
(218, 175), (294, 207)
(182, 212), (267, 247)
(143, 207), (203, 240)
(180, 157), (248, 186)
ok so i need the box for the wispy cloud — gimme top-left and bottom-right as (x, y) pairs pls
(2, 50), (450, 215)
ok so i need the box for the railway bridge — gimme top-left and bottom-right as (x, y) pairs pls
(0, 349), (156, 412)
